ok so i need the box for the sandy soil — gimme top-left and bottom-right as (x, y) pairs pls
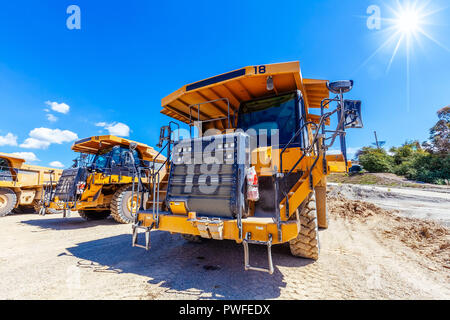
(328, 183), (450, 226)
(0, 194), (448, 300)
(328, 172), (450, 191)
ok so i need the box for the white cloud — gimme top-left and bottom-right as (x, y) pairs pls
(49, 161), (65, 168)
(0, 133), (18, 146)
(20, 128), (78, 149)
(46, 114), (58, 122)
(96, 122), (130, 137)
(11, 152), (39, 162)
(20, 138), (51, 149)
(45, 101), (70, 114)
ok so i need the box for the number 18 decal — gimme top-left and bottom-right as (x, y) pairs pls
(253, 65), (266, 74)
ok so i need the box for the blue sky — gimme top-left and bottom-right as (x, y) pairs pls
(0, 0), (449, 167)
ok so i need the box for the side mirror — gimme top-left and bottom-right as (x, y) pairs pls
(327, 80), (353, 94)
(342, 100), (363, 129)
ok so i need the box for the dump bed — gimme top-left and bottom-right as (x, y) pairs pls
(0, 153), (62, 188)
(71, 135), (165, 163)
(160, 61), (329, 130)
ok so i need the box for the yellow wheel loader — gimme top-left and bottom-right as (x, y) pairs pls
(0, 153), (62, 216)
(131, 61), (363, 273)
(44, 135), (165, 223)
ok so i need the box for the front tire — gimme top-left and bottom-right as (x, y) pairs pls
(289, 192), (320, 260)
(110, 185), (146, 224)
(0, 188), (17, 217)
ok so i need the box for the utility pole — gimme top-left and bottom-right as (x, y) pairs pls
(374, 131), (380, 149)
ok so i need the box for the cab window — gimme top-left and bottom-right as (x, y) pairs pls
(93, 146), (141, 169)
(93, 148), (112, 169)
(237, 92), (299, 146)
(118, 148), (141, 166)
(0, 158), (10, 171)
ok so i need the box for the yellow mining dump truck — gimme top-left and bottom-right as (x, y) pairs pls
(0, 152), (62, 216)
(45, 135), (165, 223)
(131, 61), (363, 273)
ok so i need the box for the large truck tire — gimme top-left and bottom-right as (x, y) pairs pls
(181, 234), (203, 243)
(289, 192), (320, 260)
(110, 185), (143, 224)
(0, 188), (17, 217)
(79, 210), (111, 221)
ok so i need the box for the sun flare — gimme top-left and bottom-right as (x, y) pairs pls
(395, 9), (421, 34)
(357, 1), (449, 111)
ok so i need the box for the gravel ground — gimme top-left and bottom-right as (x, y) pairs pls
(0, 198), (448, 300)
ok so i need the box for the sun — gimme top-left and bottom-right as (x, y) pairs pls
(395, 9), (421, 34)
(356, 1), (449, 111)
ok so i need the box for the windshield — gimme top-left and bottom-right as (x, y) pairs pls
(0, 158), (10, 171)
(92, 146), (141, 169)
(237, 92), (298, 146)
(93, 148), (112, 169)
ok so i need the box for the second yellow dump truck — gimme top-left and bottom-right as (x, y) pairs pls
(45, 135), (165, 223)
(0, 152), (62, 216)
(132, 61), (363, 273)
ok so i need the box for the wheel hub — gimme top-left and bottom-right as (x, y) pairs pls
(0, 194), (7, 209)
(126, 194), (138, 214)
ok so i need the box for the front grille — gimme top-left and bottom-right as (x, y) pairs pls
(166, 133), (249, 218)
(54, 167), (87, 202)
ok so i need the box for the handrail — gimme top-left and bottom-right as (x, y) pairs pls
(131, 124), (174, 225)
(279, 121), (318, 173)
(188, 98), (232, 137)
(277, 107), (337, 219)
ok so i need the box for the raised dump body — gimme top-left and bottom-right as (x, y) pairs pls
(132, 61), (363, 273)
(0, 152), (62, 216)
(45, 135), (165, 223)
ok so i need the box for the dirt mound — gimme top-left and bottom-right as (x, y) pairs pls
(327, 196), (392, 220)
(383, 217), (450, 267)
(327, 195), (450, 268)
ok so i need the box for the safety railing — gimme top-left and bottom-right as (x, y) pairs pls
(188, 98), (233, 137)
(131, 121), (177, 227)
(275, 100), (343, 223)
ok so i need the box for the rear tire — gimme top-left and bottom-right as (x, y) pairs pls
(289, 192), (320, 260)
(0, 188), (17, 217)
(181, 234), (203, 243)
(78, 210), (111, 221)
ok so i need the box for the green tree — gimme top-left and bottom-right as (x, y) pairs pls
(357, 147), (393, 173)
(423, 106), (449, 155)
(357, 107), (449, 184)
